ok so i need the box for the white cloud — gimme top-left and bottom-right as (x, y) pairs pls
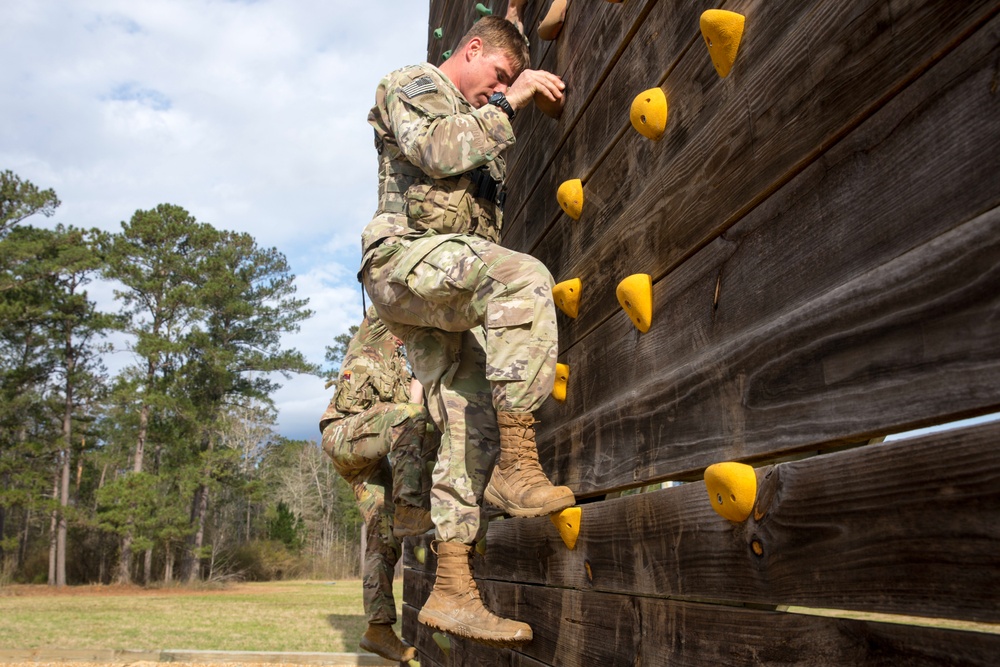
(0, 0), (430, 439)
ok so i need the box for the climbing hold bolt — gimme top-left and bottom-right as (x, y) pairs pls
(557, 178), (584, 220)
(550, 506), (582, 550)
(552, 363), (570, 402)
(475, 3), (493, 17)
(700, 9), (745, 78)
(433, 27), (443, 39)
(704, 461), (757, 522)
(432, 632), (452, 655)
(537, 0), (567, 41)
(552, 278), (582, 318)
(629, 87), (668, 140)
(616, 274), (653, 333)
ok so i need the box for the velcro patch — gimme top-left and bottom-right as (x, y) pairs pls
(402, 76), (437, 99)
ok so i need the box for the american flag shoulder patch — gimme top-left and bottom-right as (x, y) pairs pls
(401, 76), (437, 99)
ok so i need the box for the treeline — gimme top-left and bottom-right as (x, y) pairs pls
(0, 170), (361, 586)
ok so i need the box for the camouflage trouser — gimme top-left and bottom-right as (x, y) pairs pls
(321, 401), (434, 624)
(361, 231), (558, 544)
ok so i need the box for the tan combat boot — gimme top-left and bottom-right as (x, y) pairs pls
(393, 503), (434, 539)
(417, 541), (532, 647)
(359, 622), (416, 662)
(483, 412), (576, 517)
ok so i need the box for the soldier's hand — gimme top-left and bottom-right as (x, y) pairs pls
(506, 69), (565, 112)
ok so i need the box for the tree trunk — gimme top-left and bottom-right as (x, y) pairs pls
(116, 533), (133, 584)
(18, 507), (30, 570)
(48, 472), (58, 586)
(134, 402), (149, 474)
(164, 544), (174, 584)
(143, 548), (153, 584)
(56, 446), (69, 586)
(57, 335), (74, 587)
(184, 483), (209, 582)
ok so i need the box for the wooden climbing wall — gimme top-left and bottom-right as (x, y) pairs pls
(404, 0), (1000, 664)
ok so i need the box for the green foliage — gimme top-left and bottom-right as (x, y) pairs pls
(0, 175), (357, 585)
(0, 170), (60, 237)
(266, 501), (304, 552)
(226, 540), (304, 581)
(323, 325), (358, 384)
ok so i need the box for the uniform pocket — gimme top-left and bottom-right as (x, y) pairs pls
(404, 180), (474, 235)
(483, 297), (536, 382)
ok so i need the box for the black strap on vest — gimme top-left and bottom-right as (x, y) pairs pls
(469, 168), (505, 211)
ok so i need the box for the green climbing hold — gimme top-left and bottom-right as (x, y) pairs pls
(442, 49), (452, 59)
(432, 632), (452, 654)
(475, 3), (492, 17)
(433, 27), (443, 39)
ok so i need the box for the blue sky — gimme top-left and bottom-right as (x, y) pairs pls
(0, 0), (431, 442)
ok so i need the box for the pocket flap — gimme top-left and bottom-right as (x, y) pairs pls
(486, 297), (534, 328)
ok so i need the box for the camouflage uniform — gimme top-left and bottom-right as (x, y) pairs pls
(320, 308), (436, 625)
(359, 63), (558, 545)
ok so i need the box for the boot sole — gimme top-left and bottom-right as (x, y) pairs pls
(483, 486), (575, 518)
(358, 637), (416, 662)
(417, 608), (532, 648)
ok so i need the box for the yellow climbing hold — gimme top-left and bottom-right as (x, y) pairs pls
(408, 660), (421, 667)
(549, 506), (582, 550)
(616, 274), (653, 332)
(557, 178), (584, 220)
(700, 9), (745, 78)
(629, 87), (668, 140)
(552, 278), (582, 318)
(704, 462), (757, 522)
(476, 538), (487, 556)
(432, 632), (451, 655)
(414, 545), (427, 564)
(552, 363), (570, 402)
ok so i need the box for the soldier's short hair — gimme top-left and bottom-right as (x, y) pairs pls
(456, 15), (530, 75)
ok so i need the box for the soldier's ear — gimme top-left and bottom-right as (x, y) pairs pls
(466, 36), (484, 60)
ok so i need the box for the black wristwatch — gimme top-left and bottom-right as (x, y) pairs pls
(489, 91), (516, 120)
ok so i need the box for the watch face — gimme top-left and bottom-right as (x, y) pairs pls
(489, 92), (503, 104)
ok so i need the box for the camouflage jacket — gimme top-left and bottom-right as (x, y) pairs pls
(320, 308), (412, 428)
(362, 62), (516, 255)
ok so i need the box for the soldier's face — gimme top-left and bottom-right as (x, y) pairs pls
(461, 39), (517, 108)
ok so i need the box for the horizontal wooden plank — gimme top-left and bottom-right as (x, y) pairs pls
(510, 0), (1000, 345)
(533, 12), (1000, 492)
(402, 568), (1000, 666)
(404, 567), (642, 667)
(403, 422), (1000, 624)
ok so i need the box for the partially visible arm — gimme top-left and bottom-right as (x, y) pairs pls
(386, 82), (515, 179)
(505, 0), (528, 37)
(409, 378), (424, 405)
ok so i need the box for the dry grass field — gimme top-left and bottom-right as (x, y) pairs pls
(0, 579), (403, 665)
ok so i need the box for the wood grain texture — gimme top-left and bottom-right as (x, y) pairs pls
(532, 12), (1000, 493)
(502, 0), (661, 224)
(512, 0), (999, 345)
(403, 567), (1000, 666)
(406, 422), (1000, 623)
